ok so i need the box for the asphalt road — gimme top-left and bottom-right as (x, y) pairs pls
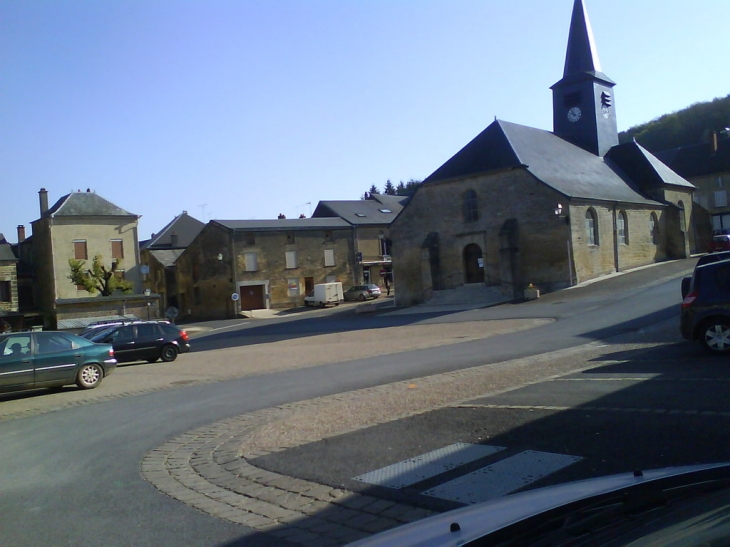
(0, 258), (710, 546)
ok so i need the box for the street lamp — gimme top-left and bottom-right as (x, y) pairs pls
(144, 288), (151, 320)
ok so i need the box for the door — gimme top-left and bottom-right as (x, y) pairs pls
(240, 285), (265, 310)
(134, 323), (165, 361)
(0, 333), (33, 388)
(463, 244), (485, 284)
(304, 277), (314, 294)
(33, 332), (82, 385)
(105, 325), (138, 362)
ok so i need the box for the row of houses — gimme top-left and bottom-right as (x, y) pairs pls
(0, 190), (405, 329)
(2, 0), (728, 330)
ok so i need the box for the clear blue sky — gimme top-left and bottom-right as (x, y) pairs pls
(2, 0), (729, 242)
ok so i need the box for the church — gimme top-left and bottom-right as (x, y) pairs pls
(391, 0), (696, 305)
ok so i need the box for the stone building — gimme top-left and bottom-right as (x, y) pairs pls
(391, 0), (695, 306)
(312, 193), (407, 287)
(175, 218), (355, 320)
(0, 234), (20, 330)
(657, 133), (729, 244)
(27, 188), (146, 328)
(140, 211), (205, 315)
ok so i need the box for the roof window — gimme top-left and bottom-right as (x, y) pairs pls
(378, 209), (392, 213)
(355, 213), (367, 217)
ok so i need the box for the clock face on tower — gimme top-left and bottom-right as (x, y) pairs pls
(567, 106), (582, 122)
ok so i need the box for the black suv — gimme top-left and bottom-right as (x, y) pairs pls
(680, 251), (730, 298)
(681, 258), (730, 354)
(86, 321), (190, 363)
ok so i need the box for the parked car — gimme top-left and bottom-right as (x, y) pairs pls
(681, 258), (730, 353)
(78, 318), (138, 338)
(346, 463), (730, 547)
(681, 251), (730, 298)
(87, 321), (190, 363)
(708, 234), (730, 253)
(0, 331), (116, 393)
(344, 284), (382, 301)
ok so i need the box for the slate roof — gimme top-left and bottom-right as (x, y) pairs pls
(424, 119), (688, 206)
(213, 218), (350, 231)
(149, 249), (185, 268)
(41, 191), (137, 219)
(142, 212), (205, 250)
(0, 234), (17, 262)
(655, 138), (730, 179)
(312, 198), (403, 225)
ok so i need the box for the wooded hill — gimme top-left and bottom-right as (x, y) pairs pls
(619, 93), (730, 153)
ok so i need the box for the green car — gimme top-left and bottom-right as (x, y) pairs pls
(0, 331), (117, 393)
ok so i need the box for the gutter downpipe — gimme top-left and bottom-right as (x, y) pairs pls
(612, 202), (619, 273)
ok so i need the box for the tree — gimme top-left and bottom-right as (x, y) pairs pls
(68, 255), (134, 296)
(383, 180), (396, 195)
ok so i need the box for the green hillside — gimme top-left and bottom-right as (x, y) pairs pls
(619, 94), (730, 153)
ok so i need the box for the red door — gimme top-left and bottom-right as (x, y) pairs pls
(239, 285), (265, 310)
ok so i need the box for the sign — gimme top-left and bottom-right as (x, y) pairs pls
(231, 292), (240, 301)
(379, 269), (387, 278)
(140, 265), (150, 275)
(165, 306), (179, 319)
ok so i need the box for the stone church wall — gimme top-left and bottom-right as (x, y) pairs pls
(391, 169), (572, 305)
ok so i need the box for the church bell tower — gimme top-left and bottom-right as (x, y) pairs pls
(551, 0), (618, 156)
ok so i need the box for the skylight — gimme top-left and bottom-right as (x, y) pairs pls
(355, 213), (367, 217)
(379, 209), (392, 213)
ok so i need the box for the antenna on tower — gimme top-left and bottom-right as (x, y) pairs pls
(198, 204), (207, 220)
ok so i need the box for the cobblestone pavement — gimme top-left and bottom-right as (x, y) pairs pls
(140, 338), (636, 546)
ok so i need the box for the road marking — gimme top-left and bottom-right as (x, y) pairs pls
(422, 450), (582, 504)
(206, 322), (250, 332)
(353, 443), (505, 489)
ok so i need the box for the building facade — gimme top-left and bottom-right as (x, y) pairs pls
(28, 188), (146, 328)
(391, 0), (694, 306)
(176, 218), (355, 320)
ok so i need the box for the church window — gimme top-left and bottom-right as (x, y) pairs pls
(585, 209), (598, 245)
(617, 211), (628, 244)
(650, 213), (659, 245)
(463, 190), (479, 223)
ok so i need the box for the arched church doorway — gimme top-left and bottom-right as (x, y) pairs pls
(463, 244), (484, 284)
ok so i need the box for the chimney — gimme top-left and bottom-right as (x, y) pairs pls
(39, 188), (49, 215)
(17, 225), (25, 243)
(170, 232), (178, 247)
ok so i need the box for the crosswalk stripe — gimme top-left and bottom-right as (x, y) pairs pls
(352, 443), (505, 489)
(422, 450), (582, 504)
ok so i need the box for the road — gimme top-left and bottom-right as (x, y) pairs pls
(2, 258), (724, 546)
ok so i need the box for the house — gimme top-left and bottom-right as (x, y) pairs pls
(140, 211), (205, 314)
(391, 0), (695, 306)
(28, 188), (147, 329)
(175, 218), (355, 320)
(0, 234), (20, 330)
(656, 133), (730, 242)
(312, 193), (408, 287)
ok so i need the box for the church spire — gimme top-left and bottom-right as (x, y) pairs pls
(551, 0), (618, 156)
(563, 0), (601, 77)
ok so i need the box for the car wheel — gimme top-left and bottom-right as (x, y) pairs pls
(76, 363), (103, 389)
(160, 344), (178, 362)
(700, 320), (730, 354)
(358, 294), (366, 301)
